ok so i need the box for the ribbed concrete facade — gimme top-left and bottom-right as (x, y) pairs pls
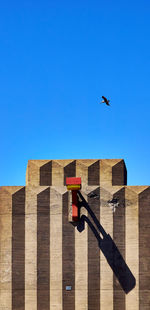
(0, 159), (150, 309)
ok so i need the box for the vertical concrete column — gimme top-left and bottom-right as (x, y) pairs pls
(50, 188), (63, 310)
(75, 161), (88, 310)
(100, 161), (115, 310)
(0, 187), (13, 310)
(26, 160), (51, 186)
(100, 159), (127, 187)
(26, 161), (40, 186)
(100, 187), (114, 310)
(25, 186), (38, 310)
(100, 159), (127, 310)
(126, 186), (149, 310)
(52, 161), (64, 186)
(125, 187), (140, 310)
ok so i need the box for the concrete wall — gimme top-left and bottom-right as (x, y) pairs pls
(0, 159), (150, 309)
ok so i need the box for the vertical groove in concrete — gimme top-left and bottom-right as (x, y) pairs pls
(37, 188), (50, 310)
(113, 187), (125, 310)
(12, 187), (25, 310)
(139, 187), (150, 310)
(40, 161), (52, 186)
(88, 161), (100, 186)
(88, 187), (100, 310)
(64, 160), (76, 185)
(112, 160), (127, 186)
(62, 192), (75, 310)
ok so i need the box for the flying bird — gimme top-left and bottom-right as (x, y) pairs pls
(100, 96), (110, 106)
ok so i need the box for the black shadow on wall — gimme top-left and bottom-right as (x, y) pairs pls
(77, 191), (135, 294)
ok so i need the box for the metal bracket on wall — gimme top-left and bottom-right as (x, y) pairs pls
(66, 177), (81, 222)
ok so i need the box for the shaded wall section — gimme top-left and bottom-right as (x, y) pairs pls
(37, 188), (50, 310)
(139, 187), (150, 310)
(12, 187), (25, 310)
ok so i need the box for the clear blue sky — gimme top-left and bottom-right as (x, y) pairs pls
(0, 0), (150, 186)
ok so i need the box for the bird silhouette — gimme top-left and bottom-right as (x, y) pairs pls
(100, 96), (110, 106)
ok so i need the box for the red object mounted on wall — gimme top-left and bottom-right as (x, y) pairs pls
(66, 177), (81, 222)
(72, 190), (78, 221)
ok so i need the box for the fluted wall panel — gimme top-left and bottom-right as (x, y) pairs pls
(0, 159), (150, 310)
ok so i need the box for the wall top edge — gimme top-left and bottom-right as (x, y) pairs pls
(27, 158), (126, 166)
(27, 158), (124, 161)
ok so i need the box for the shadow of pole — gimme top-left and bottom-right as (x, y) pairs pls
(77, 191), (136, 294)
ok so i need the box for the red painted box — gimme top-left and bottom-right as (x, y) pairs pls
(66, 177), (81, 185)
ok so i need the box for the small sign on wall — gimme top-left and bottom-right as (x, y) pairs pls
(66, 286), (72, 291)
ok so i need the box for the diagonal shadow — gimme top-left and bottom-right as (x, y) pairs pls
(77, 191), (136, 294)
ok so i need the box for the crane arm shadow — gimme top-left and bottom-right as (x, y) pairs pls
(76, 191), (136, 294)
